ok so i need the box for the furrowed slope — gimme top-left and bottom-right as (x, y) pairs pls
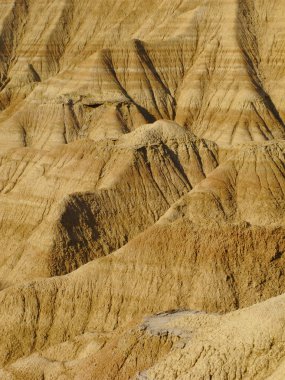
(0, 120), (218, 288)
(0, 0), (285, 151)
(138, 294), (285, 380)
(2, 295), (285, 380)
(0, 1), (285, 379)
(0, 140), (285, 368)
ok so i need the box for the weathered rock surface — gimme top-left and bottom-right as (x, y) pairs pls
(0, 120), (218, 288)
(137, 294), (285, 380)
(0, 0), (285, 379)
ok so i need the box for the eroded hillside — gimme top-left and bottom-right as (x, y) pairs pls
(0, 0), (285, 379)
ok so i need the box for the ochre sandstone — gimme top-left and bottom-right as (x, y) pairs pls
(0, 0), (285, 379)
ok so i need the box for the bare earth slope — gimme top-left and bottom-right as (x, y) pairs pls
(1, 0), (285, 379)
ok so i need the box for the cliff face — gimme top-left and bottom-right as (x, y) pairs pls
(1, 0), (285, 151)
(1, 1), (285, 379)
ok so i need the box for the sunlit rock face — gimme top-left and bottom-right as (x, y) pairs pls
(1, 1), (285, 379)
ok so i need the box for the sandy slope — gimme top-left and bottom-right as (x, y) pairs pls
(0, 0), (285, 379)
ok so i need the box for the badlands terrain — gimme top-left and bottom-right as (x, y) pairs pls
(0, 0), (285, 378)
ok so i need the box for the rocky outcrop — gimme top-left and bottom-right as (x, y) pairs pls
(0, 121), (218, 287)
(0, 1), (285, 379)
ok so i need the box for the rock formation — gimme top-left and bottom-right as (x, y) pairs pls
(0, 0), (285, 379)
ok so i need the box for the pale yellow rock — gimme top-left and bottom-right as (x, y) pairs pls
(0, 121), (218, 288)
(138, 294), (285, 379)
(1, 0), (285, 150)
(0, 1), (285, 379)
